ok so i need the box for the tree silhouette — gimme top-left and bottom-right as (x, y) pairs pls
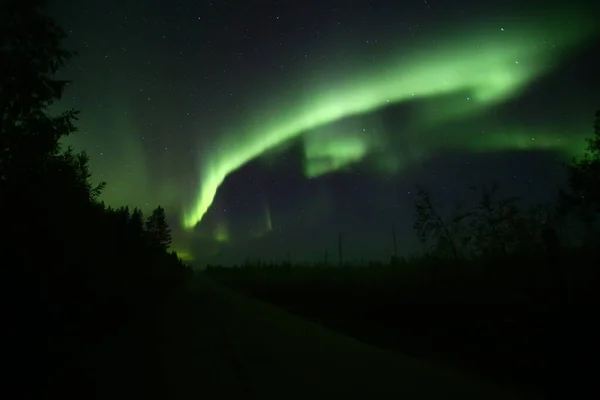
(1, 4), (191, 396)
(146, 206), (172, 250)
(566, 110), (600, 214)
(556, 109), (600, 247)
(466, 183), (522, 257)
(0, 0), (105, 248)
(1, 0), (79, 180)
(0, 0), (103, 279)
(413, 187), (461, 265)
(130, 207), (145, 234)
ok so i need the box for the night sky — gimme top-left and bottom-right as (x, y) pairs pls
(49, 0), (599, 266)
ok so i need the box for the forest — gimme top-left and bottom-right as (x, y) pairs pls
(1, 1), (192, 396)
(1, 1), (598, 398)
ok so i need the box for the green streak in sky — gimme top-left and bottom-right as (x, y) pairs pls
(464, 129), (588, 157)
(182, 13), (594, 229)
(264, 201), (272, 232)
(303, 126), (376, 178)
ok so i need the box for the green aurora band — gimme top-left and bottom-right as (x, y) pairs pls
(182, 14), (595, 230)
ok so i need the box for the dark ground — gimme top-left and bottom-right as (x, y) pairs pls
(236, 287), (597, 399)
(43, 276), (535, 399)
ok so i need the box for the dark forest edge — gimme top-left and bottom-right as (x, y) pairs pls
(1, 1), (193, 395)
(1, 0), (599, 398)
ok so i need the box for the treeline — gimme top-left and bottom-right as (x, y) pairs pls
(207, 110), (600, 309)
(0, 0), (191, 393)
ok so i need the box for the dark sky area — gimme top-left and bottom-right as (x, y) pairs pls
(49, 0), (599, 266)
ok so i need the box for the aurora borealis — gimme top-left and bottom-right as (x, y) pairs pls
(51, 0), (599, 266)
(180, 14), (593, 229)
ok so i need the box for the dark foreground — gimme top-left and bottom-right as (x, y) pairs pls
(204, 258), (600, 399)
(44, 276), (530, 399)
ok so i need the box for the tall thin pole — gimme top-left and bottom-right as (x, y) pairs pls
(338, 232), (343, 267)
(392, 224), (397, 259)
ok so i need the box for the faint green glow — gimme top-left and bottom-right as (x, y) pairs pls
(173, 248), (194, 262)
(265, 201), (272, 231)
(303, 126), (378, 177)
(369, 127), (589, 176)
(59, 101), (151, 208)
(213, 220), (229, 243)
(182, 13), (594, 229)
(463, 129), (588, 156)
